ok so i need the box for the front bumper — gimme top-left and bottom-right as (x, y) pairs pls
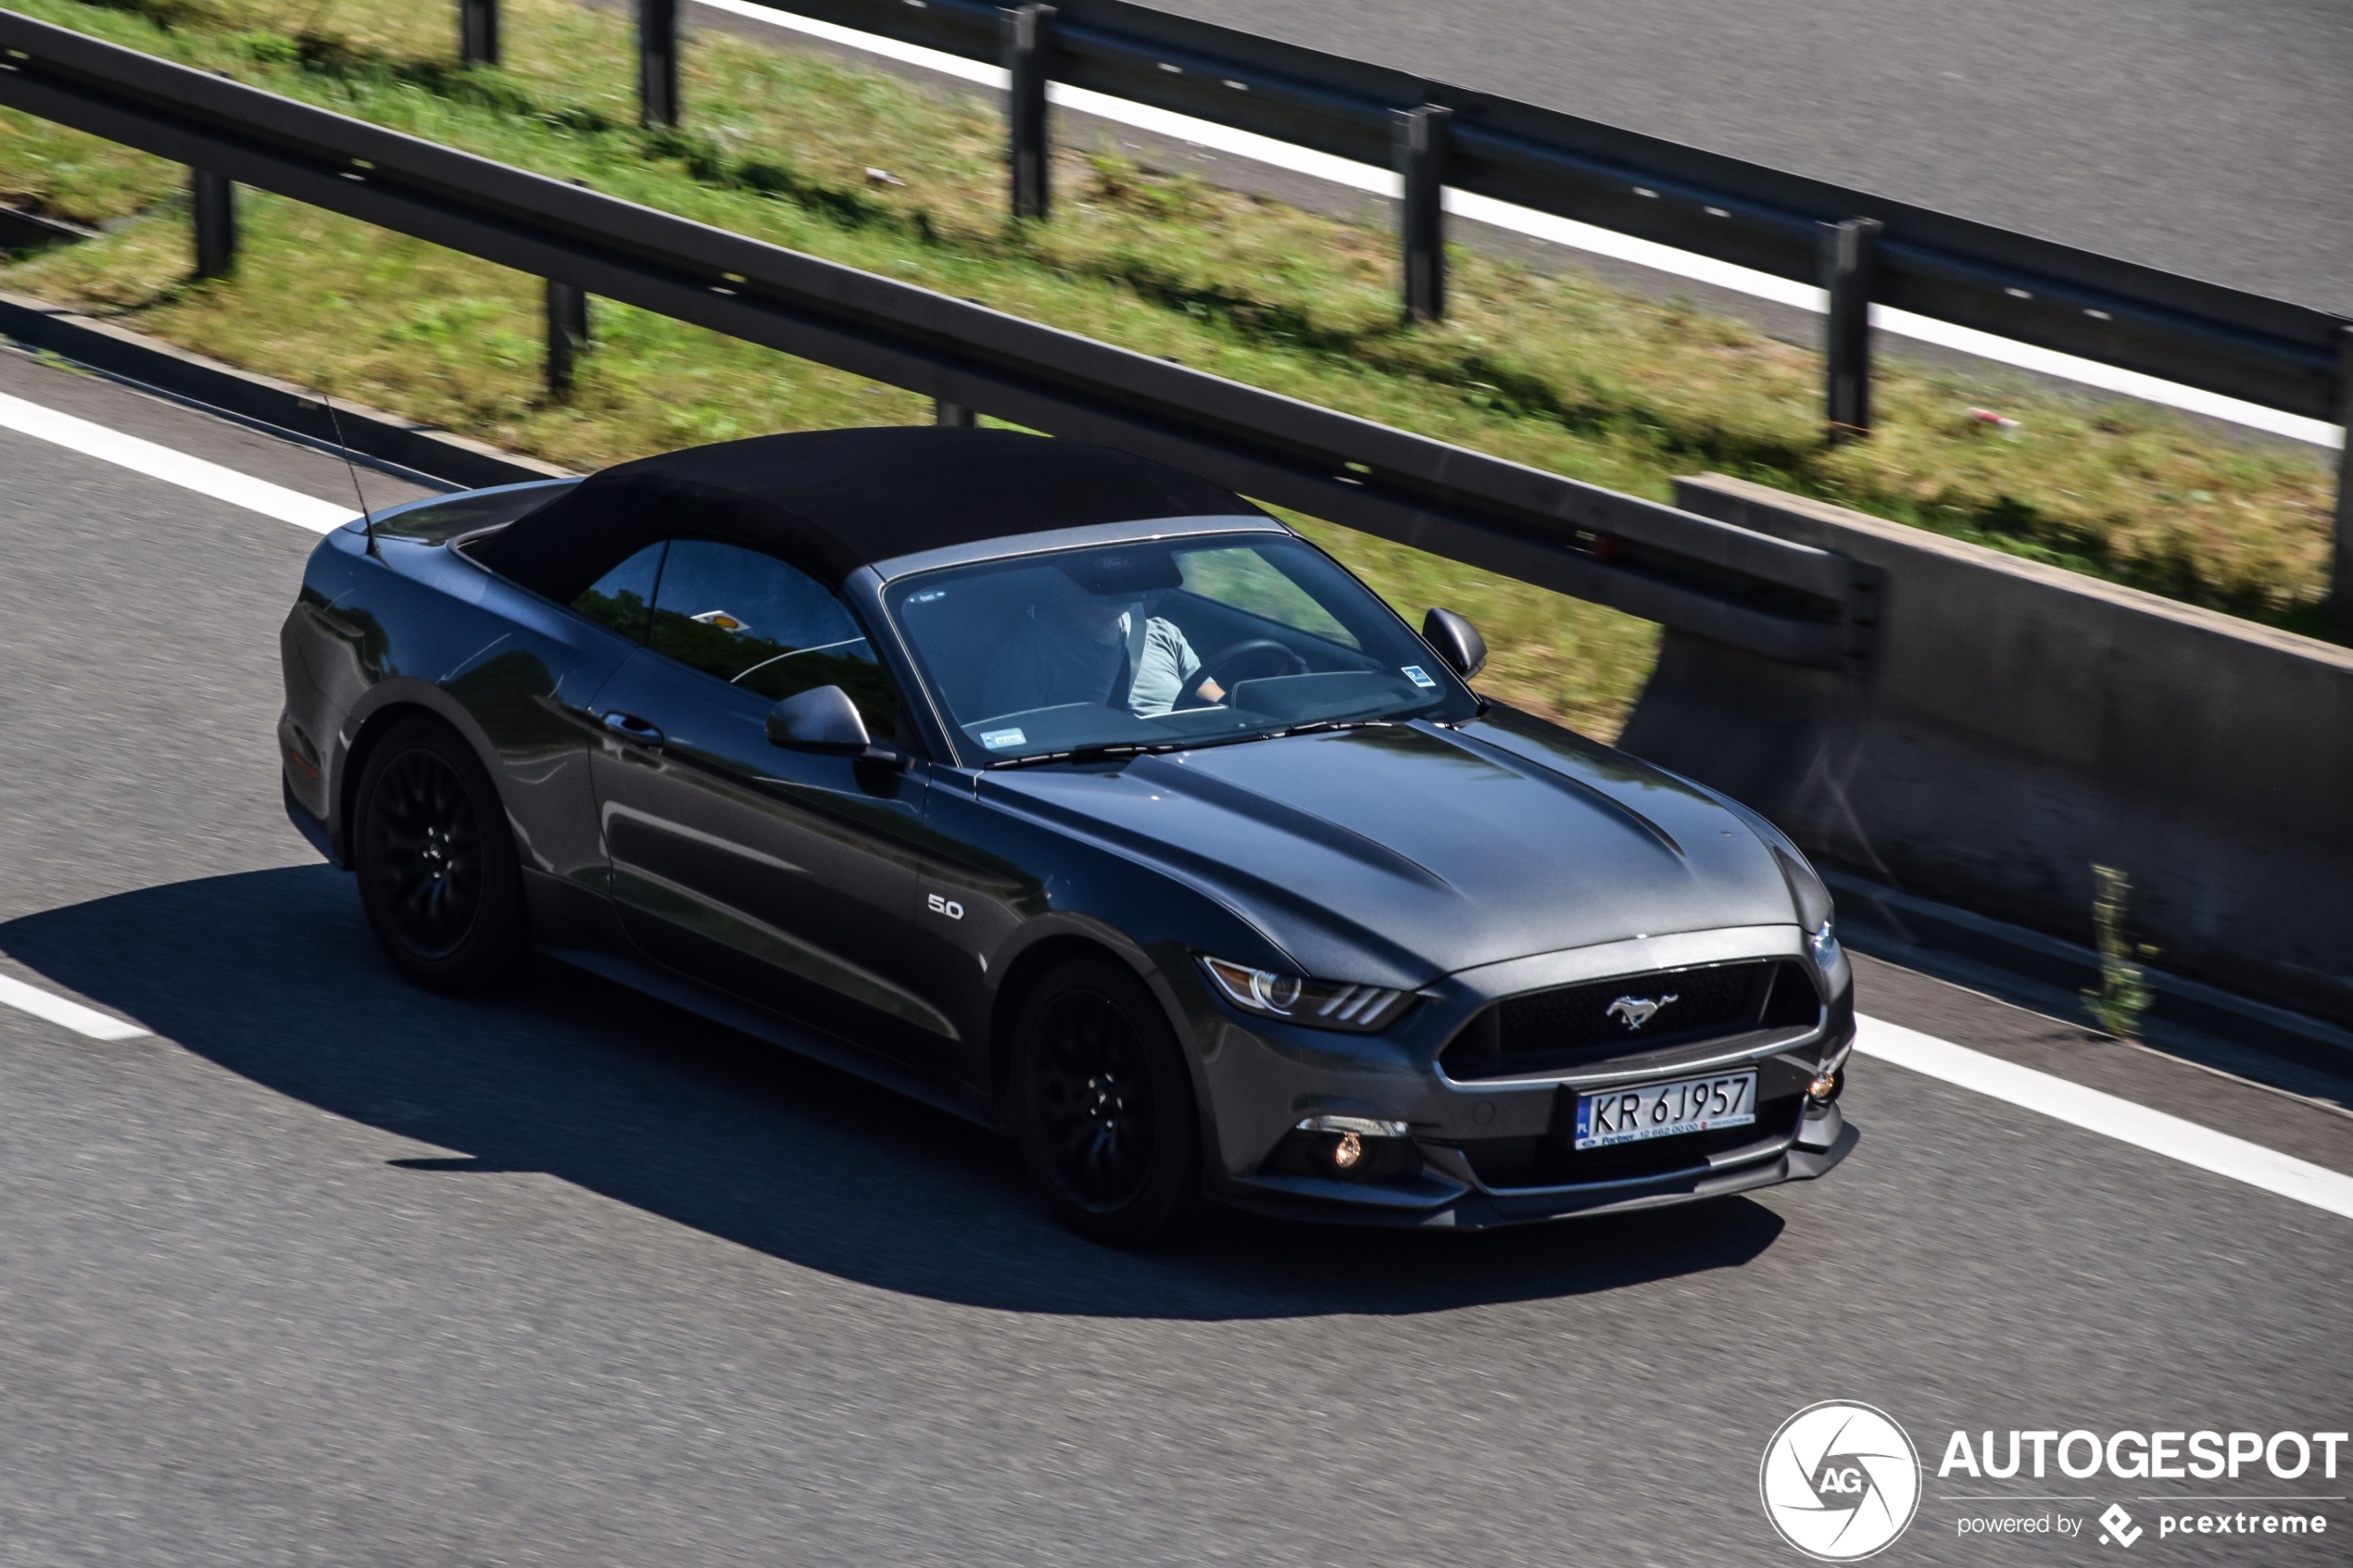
(283, 771), (345, 868)
(1217, 1106), (1856, 1230)
(1179, 925), (1859, 1230)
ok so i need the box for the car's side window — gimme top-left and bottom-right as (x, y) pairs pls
(572, 542), (666, 643)
(646, 539), (903, 736)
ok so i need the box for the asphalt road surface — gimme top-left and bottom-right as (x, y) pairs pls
(1, 350), (2347, 1566)
(1146, 0), (2353, 317)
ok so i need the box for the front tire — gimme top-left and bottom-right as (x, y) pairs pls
(1011, 957), (1203, 1246)
(352, 714), (529, 993)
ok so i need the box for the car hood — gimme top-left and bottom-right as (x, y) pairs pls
(976, 712), (1801, 984)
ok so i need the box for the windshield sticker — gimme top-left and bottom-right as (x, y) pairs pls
(979, 727), (1028, 750)
(1402, 665), (1438, 688)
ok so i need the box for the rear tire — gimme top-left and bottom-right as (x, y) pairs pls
(1011, 957), (1203, 1247)
(352, 714), (529, 994)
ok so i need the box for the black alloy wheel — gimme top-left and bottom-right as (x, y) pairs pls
(354, 715), (528, 992)
(1013, 958), (1202, 1245)
(1037, 988), (1156, 1210)
(365, 747), (481, 958)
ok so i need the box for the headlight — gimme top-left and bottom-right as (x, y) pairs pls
(1808, 917), (1842, 978)
(1199, 956), (1412, 1032)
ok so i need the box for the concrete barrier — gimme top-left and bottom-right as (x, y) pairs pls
(1619, 473), (2353, 1028)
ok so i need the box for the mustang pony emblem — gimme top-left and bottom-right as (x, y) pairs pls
(1604, 994), (1679, 1030)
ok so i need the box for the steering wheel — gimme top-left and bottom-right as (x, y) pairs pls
(1196, 638), (1310, 698)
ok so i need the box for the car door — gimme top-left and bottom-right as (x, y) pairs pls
(585, 538), (954, 1061)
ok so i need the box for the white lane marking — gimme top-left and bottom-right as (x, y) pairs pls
(697, 0), (1005, 86)
(1856, 1014), (2353, 1222)
(1866, 305), (2340, 445)
(0, 973), (152, 1041)
(696, 0), (2344, 451)
(0, 390), (356, 532)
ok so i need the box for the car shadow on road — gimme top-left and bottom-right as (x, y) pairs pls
(1, 866), (1786, 1319)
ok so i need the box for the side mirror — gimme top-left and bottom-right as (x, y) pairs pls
(1422, 607), (1488, 679)
(766, 685), (871, 754)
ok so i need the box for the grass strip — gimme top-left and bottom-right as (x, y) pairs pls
(1, 0), (2340, 738)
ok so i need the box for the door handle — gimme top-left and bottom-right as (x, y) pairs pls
(599, 709), (666, 750)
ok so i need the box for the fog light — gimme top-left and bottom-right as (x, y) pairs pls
(1807, 1071), (1843, 1103)
(1289, 1114), (1413, 1182)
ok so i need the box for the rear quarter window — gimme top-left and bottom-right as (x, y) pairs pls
(647, 539), (905, 737)
(571, 542), (666, 643)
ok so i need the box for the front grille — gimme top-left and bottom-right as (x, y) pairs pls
(1441, 959), (1818, 1080)
(1507, 961), (1760, 1047)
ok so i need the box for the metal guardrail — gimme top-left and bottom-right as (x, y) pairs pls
(593, 0), (2348, 613)
(0, 8), (1875, 668)
(724, 0), (2347, 429)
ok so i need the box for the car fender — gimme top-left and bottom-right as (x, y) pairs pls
(332, 675), (511, 849)
(934, 787), (1298, 998)
(934, 797), (1290, 1171)
(303, 527), (629, 884)
(983, 907), (1245, 1176)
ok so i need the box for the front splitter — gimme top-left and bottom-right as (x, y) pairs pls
(1213, 1120), (1859, 1230)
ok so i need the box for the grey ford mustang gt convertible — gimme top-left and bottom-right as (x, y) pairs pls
(279, 426), (1856, 1243)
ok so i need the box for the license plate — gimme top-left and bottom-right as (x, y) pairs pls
(1573, 1071), (1756, 1149)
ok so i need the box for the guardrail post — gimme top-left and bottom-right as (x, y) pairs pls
(1394, 105), (1449, 323)
(190, 168), (235, 279)
(460, 0), (498, 67)
(935, 399), (976, 427)
(1820, 217), (1882, 444)
(638, 0), (678, 128)
(2333, 325), (2353, 621)
(1002, 5), (1055, 221)
(546, 279), (588, 396)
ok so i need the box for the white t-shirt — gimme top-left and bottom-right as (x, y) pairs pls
(1120, 614), (1206, 717)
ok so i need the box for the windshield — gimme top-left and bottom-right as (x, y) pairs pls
(884, 531), (1478, 763)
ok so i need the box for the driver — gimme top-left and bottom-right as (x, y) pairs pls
(983, 574), (1226, 719)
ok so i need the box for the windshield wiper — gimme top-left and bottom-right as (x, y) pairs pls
(1145, 717), (1396, 758)
(1267, 718), (1394, 740)
(988, 740), (1187, 770)
(987, 718), (1397, 768)
(1187, 718), (1397, 751)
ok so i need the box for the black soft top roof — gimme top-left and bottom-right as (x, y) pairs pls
(470, 426), (1263, 602)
